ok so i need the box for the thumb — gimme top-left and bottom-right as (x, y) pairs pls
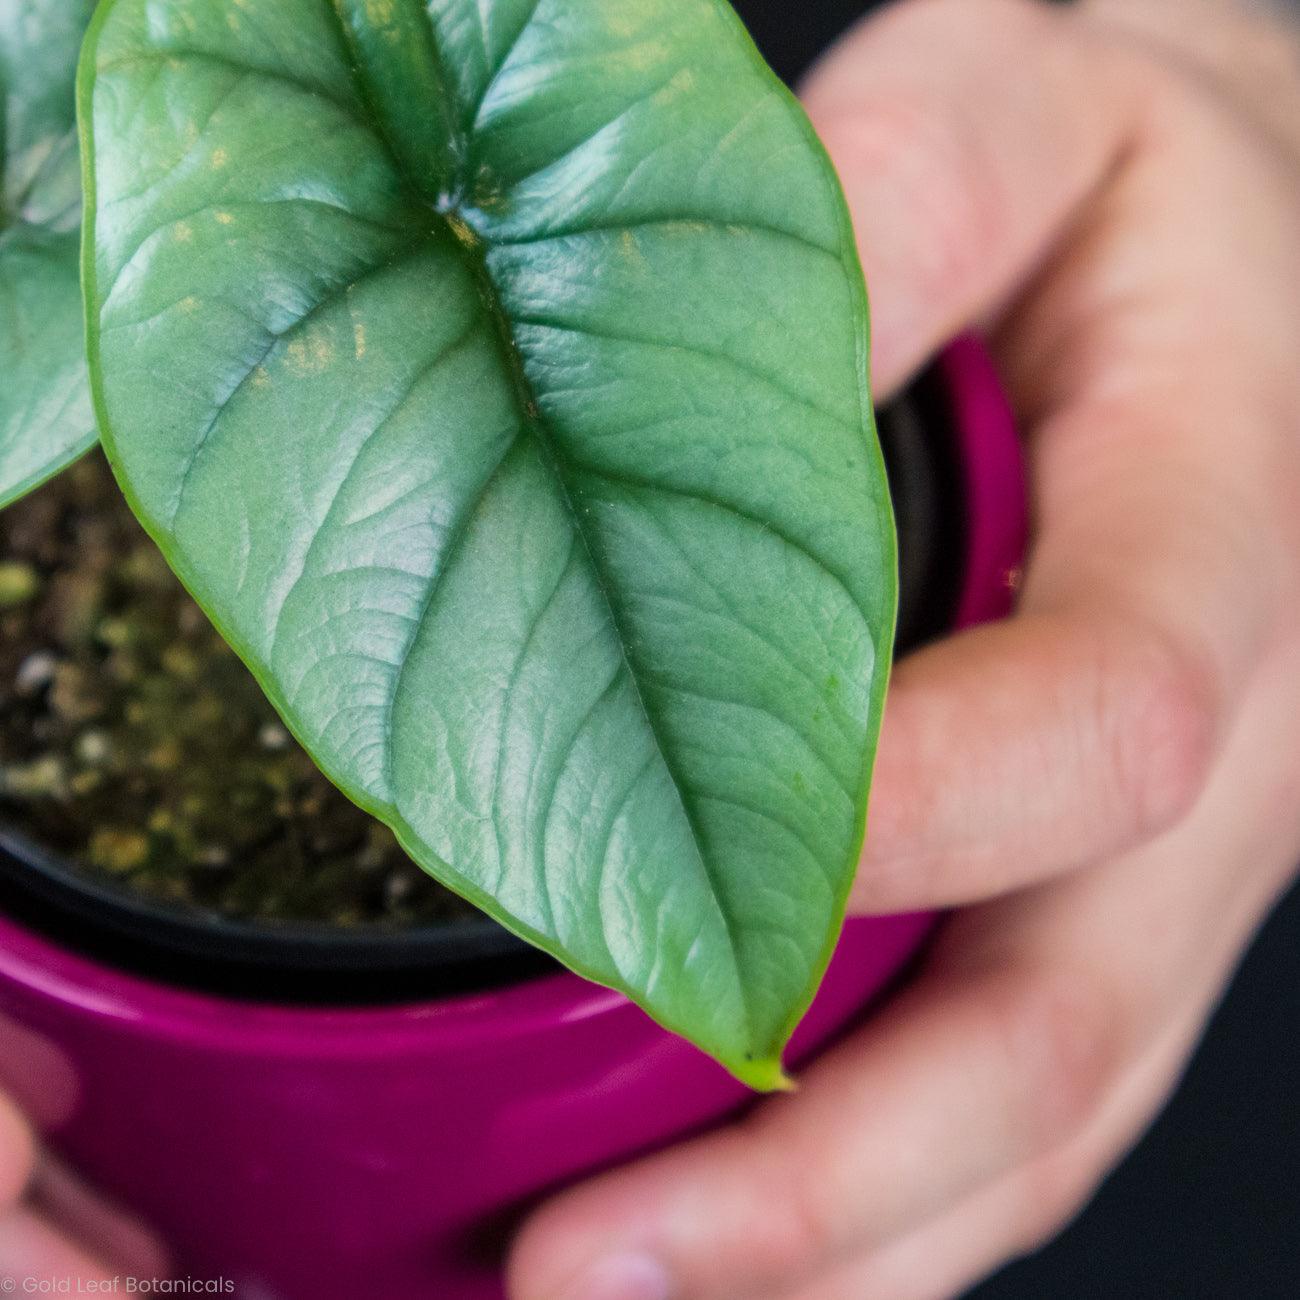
(801, 0), (1141, 396)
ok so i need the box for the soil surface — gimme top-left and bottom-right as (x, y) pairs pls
(0, 452), (478, 928)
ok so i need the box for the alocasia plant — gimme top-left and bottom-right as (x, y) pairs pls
(73, 0), (897, 1088)
(0, 0), (97, 508)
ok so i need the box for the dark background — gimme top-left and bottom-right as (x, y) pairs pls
(727, 0), (1300, 1296)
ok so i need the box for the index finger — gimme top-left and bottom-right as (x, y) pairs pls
(804, 0), (1286, 912)
(800, 0), (1137, 398)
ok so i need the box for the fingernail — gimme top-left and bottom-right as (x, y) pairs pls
(561, 1252), (673, 1300)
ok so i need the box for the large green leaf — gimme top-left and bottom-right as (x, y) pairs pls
(82, 0), (896, 1086)
(0, 0), (97, 509)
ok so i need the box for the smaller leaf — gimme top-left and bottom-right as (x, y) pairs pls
(0, 0), (98, 509)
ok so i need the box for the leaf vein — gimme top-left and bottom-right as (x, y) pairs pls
(573, 465), (870, 637)
(168, 236), (432, 523)
(490, 216), (837, 259)
(510, 314), (854, 433)
(268, 310), (483, 654)
(467, 0), (544, 127)
(491, 534), (580, 934)
(382, 431), (525, 797)
(96, 49), (360, 122)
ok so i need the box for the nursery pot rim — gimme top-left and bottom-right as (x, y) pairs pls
(0, 335), (1023, 1021)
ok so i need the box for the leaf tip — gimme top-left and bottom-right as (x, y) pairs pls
(731, 1054), (797, 1094)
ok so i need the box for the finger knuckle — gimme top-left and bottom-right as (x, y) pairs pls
(779, 1188), (842, 1281)
(721, 1123), (841, 1281)
(990, 970), (1122, 1152)
(771, 1159), (846, 1277)
(1103, 626), (1219, 841)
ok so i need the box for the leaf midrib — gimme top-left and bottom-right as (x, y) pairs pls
(323, 0), (754, 1033)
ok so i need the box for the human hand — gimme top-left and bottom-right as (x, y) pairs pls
(0, 1080), (166, 1286)
(506, 0), (1300, 1296)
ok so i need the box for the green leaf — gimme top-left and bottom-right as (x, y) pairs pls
(0, 0), (98, 509)
(81, 0), (896, 1087)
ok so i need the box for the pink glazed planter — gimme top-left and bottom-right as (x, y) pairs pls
(0, 336), (1024, 1300)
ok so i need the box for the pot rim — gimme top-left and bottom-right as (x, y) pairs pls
(942, 336), (1024, 627)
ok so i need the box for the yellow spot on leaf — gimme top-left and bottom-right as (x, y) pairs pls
(619, 228), (650, 268)
(286, 335), (336, 375)
(353, 321), (367, 359)
(174, 222), (194, 243)
(214, 211), (234, 226)
(211, 147), (229, 169)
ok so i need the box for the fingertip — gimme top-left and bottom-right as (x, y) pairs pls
(508, 1116), (833, 1300)
(0, 1094), (36, 1212)
(506, 1151), (713, 1300)
(29, 1157), (172, 1281)
(509, 1240), (671, 1300)
(0, 1205), (118, 1285)
(505, 1193), (610, 1300)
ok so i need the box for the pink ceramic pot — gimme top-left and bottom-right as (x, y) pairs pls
(0, 337), (1024, 1300)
